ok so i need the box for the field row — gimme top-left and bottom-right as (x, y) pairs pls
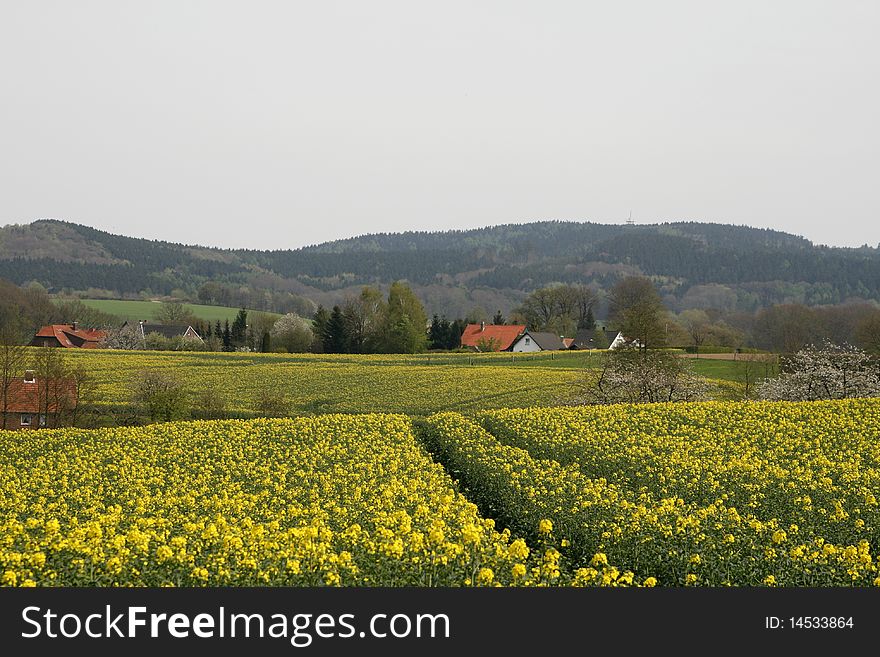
(477, 401), (880, 535)
(0, 415), (626, 587)
(423, 400), (880, 586)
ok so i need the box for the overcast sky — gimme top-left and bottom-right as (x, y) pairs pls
(1, 1), (878, 250)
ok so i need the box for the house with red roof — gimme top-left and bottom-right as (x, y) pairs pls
(29, 322), (107, 348)
(459, 322), (526, 352)
(1, 370), (78, 430)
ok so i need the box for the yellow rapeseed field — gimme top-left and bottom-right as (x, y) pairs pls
(61, 349), (579, 415)
(5, 390), (877, 587)
(0, 414), (628, 587)
(425, 399), (880, 586)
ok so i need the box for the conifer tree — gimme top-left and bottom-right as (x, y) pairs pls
(222, 320), (232, 352)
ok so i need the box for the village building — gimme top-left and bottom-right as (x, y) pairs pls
(134, 321), (204, 342)
(1, 370), (77, 431)
(511, 330), (568, 352)
(568, 328), (629, 350)
(459, 322), (526, 352)
(29, 323), (107, 348)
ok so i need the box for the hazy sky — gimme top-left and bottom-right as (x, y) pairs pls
(1, 1), (878, 250)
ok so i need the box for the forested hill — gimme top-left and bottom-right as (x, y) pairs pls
(1, 219), (878, 317)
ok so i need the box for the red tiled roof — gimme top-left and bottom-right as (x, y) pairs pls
(3, 377), (77, 414)
(563, 338), (574, 348)
(459, 324), (526, 351)
(33, 325), (107, 348)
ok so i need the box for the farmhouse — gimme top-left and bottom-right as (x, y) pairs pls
(29, 322), (107, 348)
(459, 322), (526, 352)
(511, 330), (568, 352)
(568, 328), (629, 350)
(1, 370), (77, 430)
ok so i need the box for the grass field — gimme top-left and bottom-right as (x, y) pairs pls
(688, 356), (778, 382)
(76, 298), (279, 324)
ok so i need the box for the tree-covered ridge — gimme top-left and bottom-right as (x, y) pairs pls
(1, 219), (878, 311)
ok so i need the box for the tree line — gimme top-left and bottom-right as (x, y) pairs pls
(4, 272), (880, 357)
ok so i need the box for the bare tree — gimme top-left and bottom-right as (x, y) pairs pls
(254, 387), (289, 417)
(573, 285), (599, 329)
(66, 365), (97, 428)
(32, 346), (69, 428)
(856, 311), (880, 355)
(570, 346), (709, 405)
(516, 284), (598, 334)
(342, 287), (385, 353)
(607, 277), (667, 351)
(130, 369), (190, 423)
(192, 387), (229, 420)
(679, 309), (709, 355)
(154, 301), (197, 326)
(0, 328), (27, 430)
(517, 287), (557, 330)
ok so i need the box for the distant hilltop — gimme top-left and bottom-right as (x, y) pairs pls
(1, 218), (878, 318)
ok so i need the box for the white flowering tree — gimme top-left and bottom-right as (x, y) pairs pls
(756, 341), (880, 401)
(102, 324), (144, 350)
(270, 313), (313, 353)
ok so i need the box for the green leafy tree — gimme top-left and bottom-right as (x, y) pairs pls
(592, 327), (609, 349)
(515, 284), (597, 335)
(475, 336), (501, 352)
(382, 281), (428, 353)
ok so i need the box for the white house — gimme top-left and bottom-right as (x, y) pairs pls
(511, 331), (567, 352)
